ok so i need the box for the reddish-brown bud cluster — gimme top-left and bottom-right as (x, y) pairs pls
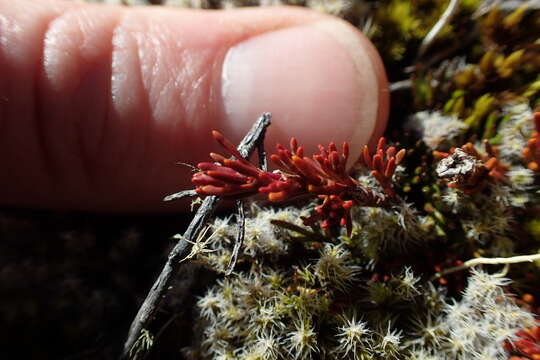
(193, 131), (277, 198)
(434, 140), (508, 193)
(505, 323), (540, 360)
(303, 195), (355, 235)
(523, 112), (540, 171)
(360, 137), (406, 197)
(272, 139), (359, 192)
(192, 131), (404, 235)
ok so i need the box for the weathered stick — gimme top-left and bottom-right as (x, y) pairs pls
(122, 113), (272, 359)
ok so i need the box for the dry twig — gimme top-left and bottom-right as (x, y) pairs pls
(121, 113), (272, 359)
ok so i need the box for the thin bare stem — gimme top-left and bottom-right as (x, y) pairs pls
(121, 113), (272, 359)
(163, 189), (198, 202)
(269, 219), (328, 243)
(417, 0), (461, 58)
(430, 253), (540, 281)
(226, 200), (245, 276)
(390, 79), (413, 92)
(474, 0), (540, 18)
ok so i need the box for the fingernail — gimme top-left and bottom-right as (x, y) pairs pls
(221, 20), (384, 160)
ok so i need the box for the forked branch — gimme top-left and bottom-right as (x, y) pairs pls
(121, 113), (272, 359)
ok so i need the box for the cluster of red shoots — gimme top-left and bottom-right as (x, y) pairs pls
(192, 131), (405, 234)
(523, 112), (540, 171)
(434, 140), (509, 194)
(505, 293), (540, 360)
(360, 137), (406, 197)
(506, 323), (540, 359)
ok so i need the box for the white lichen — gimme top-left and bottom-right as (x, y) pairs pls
(407, 111), (468, 151)
(497, 103), (534, 161)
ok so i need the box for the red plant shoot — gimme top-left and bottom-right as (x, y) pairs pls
(505, 323), (540, 360)
(361, 137), (406, 197)
(191, 130), (405, 235)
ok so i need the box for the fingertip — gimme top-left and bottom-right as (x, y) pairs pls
(355, 30), (390, 150)
(219, 17), (388, 166)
